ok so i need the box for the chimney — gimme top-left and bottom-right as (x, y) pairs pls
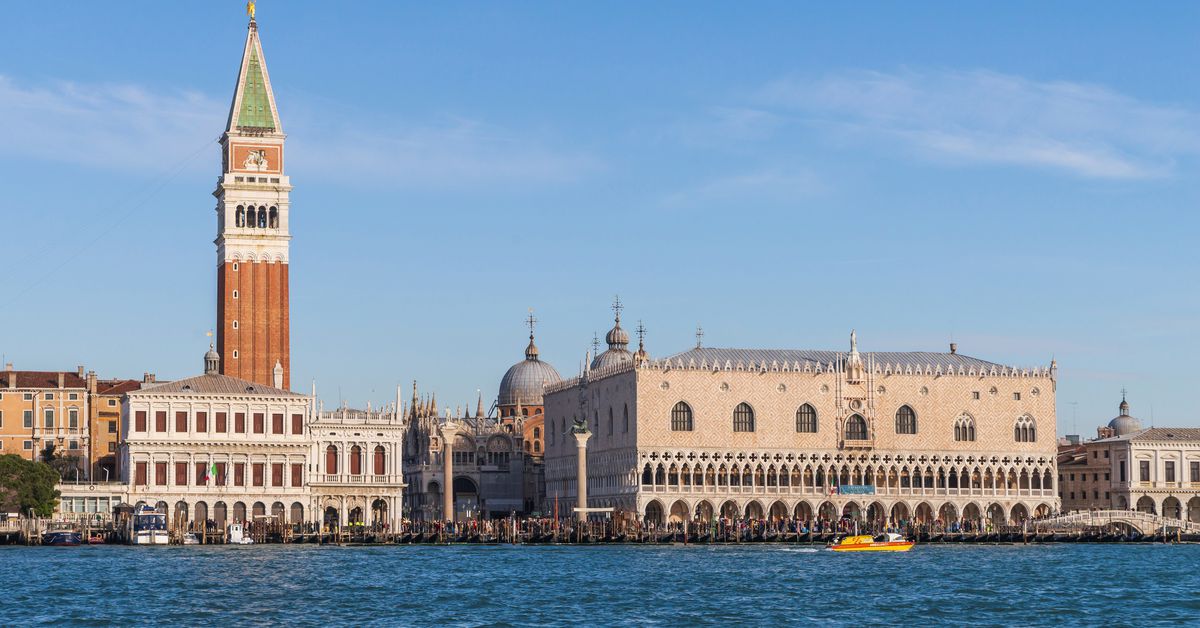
(86, 370), (98, 393)
(76, 365), (84, 378)
(949, 342), (957, 354)
(58, 373), (65, 389)
(143, 373), (156, 384)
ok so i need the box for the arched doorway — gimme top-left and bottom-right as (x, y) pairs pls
(694, 500), (714, 523)
(252, 502), (266, 519)
(290, 502), (304, 524)
(271, 502), (285, 520)
(866, 502), (887, 526)
(986, 503), (1005, 525)
(841, 501), (862, 521)
(324, 506), (339, 528)
(173, 501), (188, 526)
(1010, 503), (1029, 524)
(233, 502), (247, 523)
(1034, 503), (1051, 518)
(645, 500), (665, 525)
(1136, 496), (1156, 514)
(719, 500), (739, 520)
(668, 500), (690, 524)
(194, 501), (209, 525)
(372, 499), (389, 525)
(155, 500), (168, 514)
(452, 476), (479, 519)
(817, 501), (837, 521)
(768, 501), (788, 521)
(938, 502), (958, 525)
(744, 500), (765, 520)
(914, 502), (934, 524)
(794, 501), (814, 521)
(1162, 496), (1182, 519)
(890, 502), (910, 524)
(1189, 497), (1200, 523)
(962, 503), (982, 523)
(348, 506), (364, 525)
(214, 501), (228, 526)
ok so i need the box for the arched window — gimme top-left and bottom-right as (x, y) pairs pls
(895, 405), (917, 434)
(795, 404), (817, 433)
(1014, 415), (1037, 442)
(236, 205), (245, 227)
(268, 206), (279, 228)
(954, 414), (976, 442)
(623, 404), (629, 433)
(845, 414), (868, 440)
(373, 445), (385, 475)
(533, 441), (540, 453)
(671, 402), (694, 431)
(257, 205), (268, 228)
(325, 445), (338, 474)
(245, 207), (256, 228)
(350, 445), (362, 475)
(733, 403), (755, 432)
(533, 427), (541, 440)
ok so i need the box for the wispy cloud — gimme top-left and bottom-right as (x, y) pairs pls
(0, 75), (596, 186)
(661, 166), (824, 208)
(758, 69), (1200, 179)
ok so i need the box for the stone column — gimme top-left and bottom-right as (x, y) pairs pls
(440, 423), (459, 523)
(574, 431), (592, 521)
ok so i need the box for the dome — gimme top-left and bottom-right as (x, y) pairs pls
(591, 300), (632, 369)
(592, 348), (633, 370)
(203, 344), (220, 375)
(606, 324), (630, 348)
(1107, 396), (1143, 436)
(498, 335), (561, 406)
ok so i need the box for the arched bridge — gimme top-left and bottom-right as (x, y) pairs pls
(1033, 510), (1200, 536)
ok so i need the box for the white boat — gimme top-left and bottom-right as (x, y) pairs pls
(228, 523), (255, 545)
(182, 532), (200, 545)
(131, 506), (169, 545)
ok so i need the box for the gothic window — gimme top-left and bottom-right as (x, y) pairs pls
(845, 414), (868, 440)
(670, 402), (694, 432)
(257, 206), (268, 228)
(895, 405), (918, 434)
(1014, 415), (1037, 442)
(795, 403), (817, 433)
(269, 206), (279, 228)
(733, 403), (755, 432)
(954, 414), (976, 442)
(236, 205), (245, 227)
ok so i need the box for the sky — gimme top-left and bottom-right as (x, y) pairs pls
(1, 1), (1197, 434)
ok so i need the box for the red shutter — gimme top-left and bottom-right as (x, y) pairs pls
(216, 462), (227, 485)
(154, 462), (167, 485)
(135, 411), (147, 432)
(272, 413), (283, 435)
(252, 463), (264, 487)
(271, 463), (283, 487)
(291, 413), (303, 435)
(235, 412), (246, 433)
(155, 411), (167, 432)
(253, 413), (264, 434)
(216, 412), (227, 432)
(175, 462), (188, 485)
(195, 462), (206, 485)
(374, 446), (385, 475)
(175, 411), (187, 433)
(326, 446), (338, 474)
(196, 412), (208, 432)
(234, 462), (245, 486)
(291, 463), (303, 487)
(135, 462), (147, 485)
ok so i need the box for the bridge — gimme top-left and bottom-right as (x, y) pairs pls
(1033, 510), (1200, 536)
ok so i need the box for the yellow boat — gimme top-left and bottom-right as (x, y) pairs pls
(830, 532), (914, 552)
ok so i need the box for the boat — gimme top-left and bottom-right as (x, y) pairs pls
(228, 523), (255, 545)
(87, 534), (107, 545)
(830, 532), (915, 552)
(43, 530), (83, 546)
(182, 532), (200, 545)
(131, 505), (169, 545)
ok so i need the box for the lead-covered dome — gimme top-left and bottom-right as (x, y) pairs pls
(1107, 396), (1143, 437)
(592, 306), (632, 370)
(498, 335), (561, 406)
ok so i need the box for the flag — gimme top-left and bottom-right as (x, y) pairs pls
(829, 484), (839, 496)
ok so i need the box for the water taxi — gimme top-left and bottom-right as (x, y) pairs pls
(43, 530), (82, 546)
(131, 506), (169, 545)
(830, 532), (914, 552)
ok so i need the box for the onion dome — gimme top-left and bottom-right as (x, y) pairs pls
(498, 323), (561, 407)
(592, 297), (633, 370)
(1107, 393), (1143, 436)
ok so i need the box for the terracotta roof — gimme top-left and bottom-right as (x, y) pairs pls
(95, 379), (143, 396)
(0, 370), (87, 389)
(131, 373), (304, 398)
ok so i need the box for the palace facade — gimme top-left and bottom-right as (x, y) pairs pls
(545, 320), (1059, 527)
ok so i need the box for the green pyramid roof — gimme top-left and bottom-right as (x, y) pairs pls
(237, 47), (274, 130)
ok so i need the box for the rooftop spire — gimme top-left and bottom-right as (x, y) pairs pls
(226, 6), (281, 134)
(524, 309), (540, 361)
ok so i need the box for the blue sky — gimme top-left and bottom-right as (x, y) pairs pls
(1, 2), (1197, 433)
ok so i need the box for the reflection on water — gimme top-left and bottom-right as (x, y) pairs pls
(3, 543), (1198, 625)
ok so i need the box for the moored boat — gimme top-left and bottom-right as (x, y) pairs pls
(131, 505), (169, 545)
(830, 532), (915, 552)
(43, 530), (83, 546)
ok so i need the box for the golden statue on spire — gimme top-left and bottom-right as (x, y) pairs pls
(247, 1), (256, 20)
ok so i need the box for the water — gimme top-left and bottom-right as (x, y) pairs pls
(4, 543), (1198, 625)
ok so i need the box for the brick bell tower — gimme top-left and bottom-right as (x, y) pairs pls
(214, 12), (291, 389)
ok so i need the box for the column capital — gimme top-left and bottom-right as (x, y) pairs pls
(574, 431), (592, 448)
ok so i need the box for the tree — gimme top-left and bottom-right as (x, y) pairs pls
(41, 443), (83, 481)
(0, 454), (61, 517)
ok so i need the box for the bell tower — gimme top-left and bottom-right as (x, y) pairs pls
(214, 12), (291, 389)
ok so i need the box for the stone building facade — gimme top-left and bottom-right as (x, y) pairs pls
(1058, 396), (1200, 522)
(0, 364), (89, 469)
(310, 400), (407, 529)
(545, 329), (1059, 527)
